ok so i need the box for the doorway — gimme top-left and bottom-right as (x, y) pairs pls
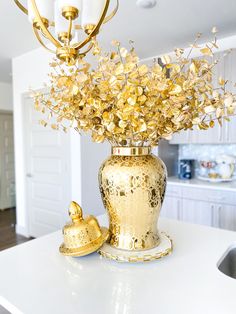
(0, 112), (15, 210)
(0, 111), (30, 251)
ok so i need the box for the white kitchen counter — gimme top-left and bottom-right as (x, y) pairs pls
(0, 216), (236, 314)
(168, 176), (236, 191)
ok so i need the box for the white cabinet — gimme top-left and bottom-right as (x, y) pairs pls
(169, 130), (190, 145)
(162, 183), (236, 231)
(169, 125), (223, 144)
(217, 204), (236, 231)
(222, 50), (236, 143)
(161, 184), (182, 219)
(169, 120), (225, 144)
(224, 115), (236, 143)
(161, 196), (181, 220)
(181, 199), (214, 227)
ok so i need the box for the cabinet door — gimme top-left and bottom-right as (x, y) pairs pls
(160, 196), (181, 220)
(218, 204), (236, 231)
(223, 50), (236, 143)
(169, 130), (190, 144)
(190, 53), (225, 144)
(190, 124), (223, 144)
(224, 115), (236, 143)
(181, 199), (214, 226)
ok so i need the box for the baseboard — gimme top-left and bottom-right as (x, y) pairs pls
(15, 224), (29, 238)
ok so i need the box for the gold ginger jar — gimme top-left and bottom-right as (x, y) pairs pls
(98, 146), (167, 251)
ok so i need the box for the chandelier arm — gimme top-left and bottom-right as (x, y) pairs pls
(30, 0), (62, 49)
(78, 42), (94, 56)
(33, 26), (56, 54)
(71, 0), (110, 50)
(103, 0), (119, 24)
(14, 0), (28, 15)
(68, 17), (73, 44)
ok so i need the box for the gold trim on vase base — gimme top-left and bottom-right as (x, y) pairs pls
(112, 146), (151, 156)
(98, 232), (173, 263)
(62, 6), (79, 20)
(33, 17), (49, 30)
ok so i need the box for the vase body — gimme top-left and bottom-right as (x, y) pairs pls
(98, 147), (167, 251)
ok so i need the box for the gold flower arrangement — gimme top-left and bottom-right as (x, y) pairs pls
(33, 30), (236, 147)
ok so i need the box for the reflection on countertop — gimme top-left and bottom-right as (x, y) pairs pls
(167, 176), (236, 191)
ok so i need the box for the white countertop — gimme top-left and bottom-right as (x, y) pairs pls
(168, 176), (236, 191)
(0, 216), (236, 314)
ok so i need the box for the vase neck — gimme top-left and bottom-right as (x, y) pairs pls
(112, 146), (151, 156)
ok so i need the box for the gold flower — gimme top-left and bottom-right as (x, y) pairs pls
(32, 32), (236, 147)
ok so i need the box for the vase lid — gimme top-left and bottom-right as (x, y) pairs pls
(59, 201), (109, 257)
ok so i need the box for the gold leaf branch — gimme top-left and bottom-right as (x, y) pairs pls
(32, 30), (236, 147)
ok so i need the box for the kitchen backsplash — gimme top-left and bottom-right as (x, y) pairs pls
(179, 144), (236, 177)
(179, 144), (236, 160)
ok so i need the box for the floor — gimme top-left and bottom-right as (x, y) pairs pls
(0, 208), (31, 251)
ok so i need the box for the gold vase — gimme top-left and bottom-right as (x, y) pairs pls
(98, 146), (167, 251)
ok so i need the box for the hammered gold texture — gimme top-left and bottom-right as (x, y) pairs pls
(59, 201), (109, 256)
(63, 218), (102, 249)
(99, 151), (167, 251)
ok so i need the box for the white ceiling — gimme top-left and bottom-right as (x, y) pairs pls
(1, 0), (236, 82)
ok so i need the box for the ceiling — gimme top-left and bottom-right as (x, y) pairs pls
(1, 0), (236, 82)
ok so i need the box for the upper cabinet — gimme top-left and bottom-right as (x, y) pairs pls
(170, 50), (236, 145)
(223, 50), (236, 143)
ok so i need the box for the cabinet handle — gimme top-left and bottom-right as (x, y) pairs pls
(218, 125), (223, 142)
(226, 123), (230, 142)
(218, 206), (222, 229)
(211, 205), (214, 226)
(177, 200), (181, 220)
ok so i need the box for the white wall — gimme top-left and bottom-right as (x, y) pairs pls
(81, 134), (109, 215)
(0, 82), (13, 111)
(12, 48), (81, 236)
(12, 47), (107, 236)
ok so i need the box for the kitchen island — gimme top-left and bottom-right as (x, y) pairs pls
(0, 216), (236, 314)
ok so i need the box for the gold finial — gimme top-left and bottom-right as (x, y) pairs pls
(69, 201), (83, 222)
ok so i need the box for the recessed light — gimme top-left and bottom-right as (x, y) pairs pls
(136, 0), (157, 9)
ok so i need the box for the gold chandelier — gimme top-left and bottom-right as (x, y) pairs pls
(14, 0), (119, 63)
